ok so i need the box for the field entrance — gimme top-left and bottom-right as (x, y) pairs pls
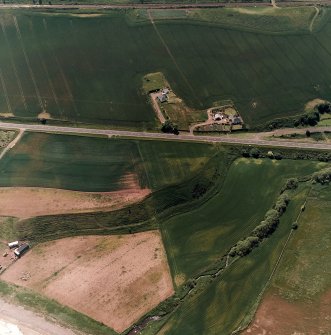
(1, 231), (174, 333)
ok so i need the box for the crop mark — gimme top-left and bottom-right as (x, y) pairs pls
(40, 59), (62, 117)
(310, 6), (320, 33)
(148, 10), (199, 104)
(0, 68), (12, 115)
(42, 18), (79, 119)
(0, 129), (25, 161)
(0, 19), (28, 112)
(13, 16), (44, 111)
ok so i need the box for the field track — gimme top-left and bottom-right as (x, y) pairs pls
(1, 121), (331, 151)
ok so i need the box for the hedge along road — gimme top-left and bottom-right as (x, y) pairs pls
(1, 121), (331, 151)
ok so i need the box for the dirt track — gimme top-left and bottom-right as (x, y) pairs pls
(0, 298), (76, 335)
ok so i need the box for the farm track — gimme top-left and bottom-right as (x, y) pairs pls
(1, 121), (331, 151)
(0, 1), (330, 10)
(0, 129), (24, 160)
(310, 6), (320, 32)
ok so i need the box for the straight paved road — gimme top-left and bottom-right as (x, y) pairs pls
(1, 121), (331, 151)
(0, 1), (330, 10)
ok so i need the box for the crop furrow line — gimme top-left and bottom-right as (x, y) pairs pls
(0, 19), (28, 112)
(13, 16), (44, 112)
(0, 68), (12, 115)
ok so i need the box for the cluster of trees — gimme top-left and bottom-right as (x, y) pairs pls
(294, 111), (320, 127)
(239, 144), (331, 163)
(280, 178), (298, 193)
(161, 121), (179, 135)
(317, 103), (331, 114)
(229, 187), (293, 258)
(312, 167), (331, 184)
(242, 148), (282, 160)
(261, 102), (331, 130)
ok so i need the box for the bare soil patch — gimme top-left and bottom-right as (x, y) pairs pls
(243, 291), (331, 335)
(0, 298), (76, 335)
(1, 232), (174, 333)
(37, 111), (51, 119)
(0, 186), (150, 218)
(304, 98), (326, 112)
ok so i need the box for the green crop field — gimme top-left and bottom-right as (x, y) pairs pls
(158, 183), (309, 335)
(0, 132), (216, 191)
(1, 8), (331, 129)
(160, 158), (328, 284)
(253, 183), (331, 333)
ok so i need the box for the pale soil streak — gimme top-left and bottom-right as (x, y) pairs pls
(0, 18), (28, 112)
(0, 298), (76, 335)
(0, 129), (24, 160)
(1, 232), (174, 333)
(310, 6), (320, 32)
(0, 186), (150, 218)
(150, 92), (166, 124)
(189, 108), (214, 134)
(148, 10), (197, 100)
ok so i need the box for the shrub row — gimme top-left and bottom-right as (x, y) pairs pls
(255, 102), (331, 131)
(312, 167), (331, 184)
(229, 190), (291, 257)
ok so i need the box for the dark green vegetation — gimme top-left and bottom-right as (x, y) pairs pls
(0, 281), (116, 335)
(1, 8), (331, 129)
(253, 182), (331, 333)
(265, 101), (331, 130)
(142, 180), (310, 335)
(273, 184), (331, 301)
(163, 196), (305, 334)
(1, 134), (330, 334)
(0, 132), (214, 191)
(160, 158), (326, 282)
(0, 130), (16, 149)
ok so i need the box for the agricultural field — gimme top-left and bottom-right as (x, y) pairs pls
(244, 183), (331, 334)
(160, 184), (308, 335)
(1, 232), (174, 333)
(0, 132), (215, 192)
(0, 8), (331, 129)
(161, 158), (327, 284)
(0, 144), (330, 334)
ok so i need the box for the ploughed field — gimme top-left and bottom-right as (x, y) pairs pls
(1, 8), (331, 128)
(1, 232), (174, 334)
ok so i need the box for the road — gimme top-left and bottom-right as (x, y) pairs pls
(0, 1), (330, 10)
(1, 121), (331, 151)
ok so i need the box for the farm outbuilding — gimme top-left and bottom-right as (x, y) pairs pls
(158, 94), (168, 103)
(14, 243), (29, 258)
(8, 241), (19, 249)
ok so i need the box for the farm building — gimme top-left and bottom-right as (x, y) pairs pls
(213, 113), (223, 121)
(14, 243), (29, 258)
(8, 241), (19, 249)
(162, 88), (170, 95)
(158, 94), (168, 103)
